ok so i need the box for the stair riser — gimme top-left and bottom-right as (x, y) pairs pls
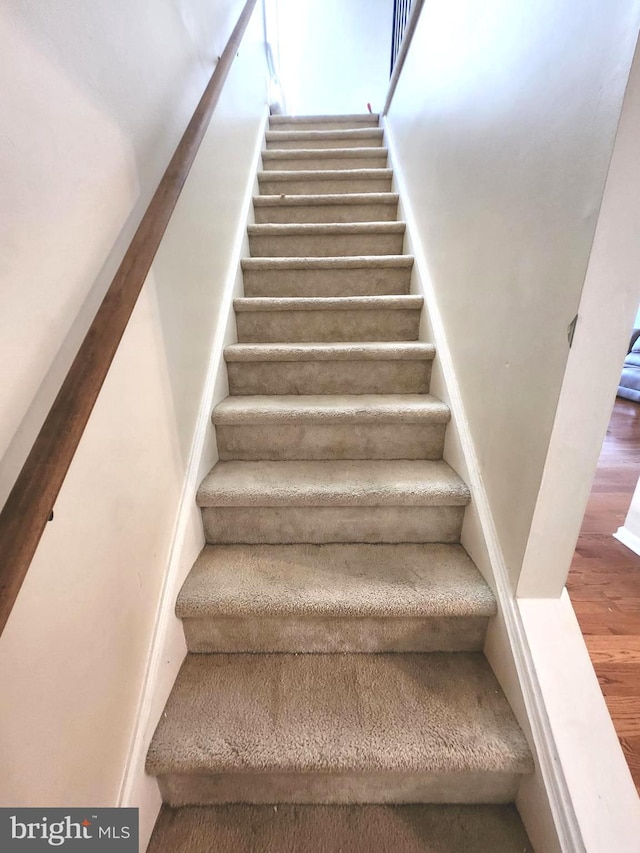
(235, 309), (420, 343)
(262, 154), (388, 171)
(254, 202), (398, 224)
(183, 615), (489, 653)
(215, 422), (446, 460)
(249, 233), (404, 258)
(157, 770), (522, 806)
(242, 267), (411, 297)
(270, 119), (379, 131)
(201, 505), (465, 544)
(265, 136), (384, 150)
(226, 361), (432, 395)
(148, 805), (534, 852)
(258, 176), (393, 195)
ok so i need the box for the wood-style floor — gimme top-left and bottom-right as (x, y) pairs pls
(566, 397), (640, 793)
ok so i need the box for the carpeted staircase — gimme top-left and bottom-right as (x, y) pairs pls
(146, 114), (535, 851)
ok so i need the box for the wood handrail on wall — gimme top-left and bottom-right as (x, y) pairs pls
(383, 0), (425, 116)
(0, 0), (258, 637)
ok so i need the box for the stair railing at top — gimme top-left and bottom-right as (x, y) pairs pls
(390, 0), (413, 76)
(384, 0), (426, 116)
(0, 0), (259, 637)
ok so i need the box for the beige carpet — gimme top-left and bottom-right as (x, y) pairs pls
(145, 113), (534, 850)
(148, 804), (534, 852)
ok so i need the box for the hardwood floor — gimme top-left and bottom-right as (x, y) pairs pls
(566, 397), (640, 792)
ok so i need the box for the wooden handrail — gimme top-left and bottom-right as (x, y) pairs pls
(0, 0), (258, 636)
(383, 0), (425, 116)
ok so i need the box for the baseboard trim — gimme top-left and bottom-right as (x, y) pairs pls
(383, 118), (583, 853)
(614, 525), (640, 556)
(116, 107), (269, 832)
(520, 592), (640, 853)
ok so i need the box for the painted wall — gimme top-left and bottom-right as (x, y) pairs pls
(0, 0), (267, 837)
(518, 37), (640, 597)
(623, 476), (640, 543)
(386, 0), (640, 586)
(615, 475), (640, 557)
(0, 0), (245, 507)
(271, 0), (393, 115)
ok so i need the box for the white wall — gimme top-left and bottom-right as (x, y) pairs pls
(386, 0), (640, 587)
(520, 594), (640, 852)
(0, 0), (245, 507)
(518, 35), (640, 596)
(621, 474), (640, 547)
(272, 0), (393, 115)
(615, 476), (640, 557)
(0, 0), (267, 842)
(386, 8), (640, 843)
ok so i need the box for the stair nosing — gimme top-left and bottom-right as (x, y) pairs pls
(263, 147), (387, 159)
(212, 394), (450, 425)
(241, 255), (414, 269)
(196, 459), (470, 508)
(270, 113), (380, 123)
(265, 128), (384, 141)
(233, 295), (422, 312)
(223, 342), (435, 362)
(252, 192), (399, 207)
(257, 168), (393, 180)
(177, 543), (496, 619)
(247, 222), (405, 235)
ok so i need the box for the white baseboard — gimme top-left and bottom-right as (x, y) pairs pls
(614, 525), (640, 556)
(116, 107), (268, 848)
(383, 118), (582, 853)
(520, 593), (640, 853)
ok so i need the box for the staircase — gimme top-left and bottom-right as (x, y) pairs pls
(146, 114), (535, 851)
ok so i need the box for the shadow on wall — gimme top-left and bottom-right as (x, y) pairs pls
(385, 0), (640, 586)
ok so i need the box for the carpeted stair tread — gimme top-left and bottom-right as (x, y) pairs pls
(213, 393), (449, 424)
(262, 146), (389, 171)
(177, 543), (496, 619)
(179, 543), (493, 650)
(224, 343), (434, 395)
(253, 192), (400, 223)
(262, 147), (387, 162)
(270, 113), (380, 128)
(258, 168), (393, 183)
(197, 459), (470, 507)
(259, 167), (392, 179)
(233, 295), (422, 312)
(240, 256), (413, 297)
(224, 341), (435, 362)
(265, 128), (385, 148)
(253, 192), (399, 208)
(148, 804), (534, 853)
(213, 395), (449, 461)
(247, 222), (405, 259)
(257, 171), (394, 195)
(247, 221), (405, 236)
(146, 653), (533, 776)
(241, 254), (413, 271)
(234, 295), (422, 342)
